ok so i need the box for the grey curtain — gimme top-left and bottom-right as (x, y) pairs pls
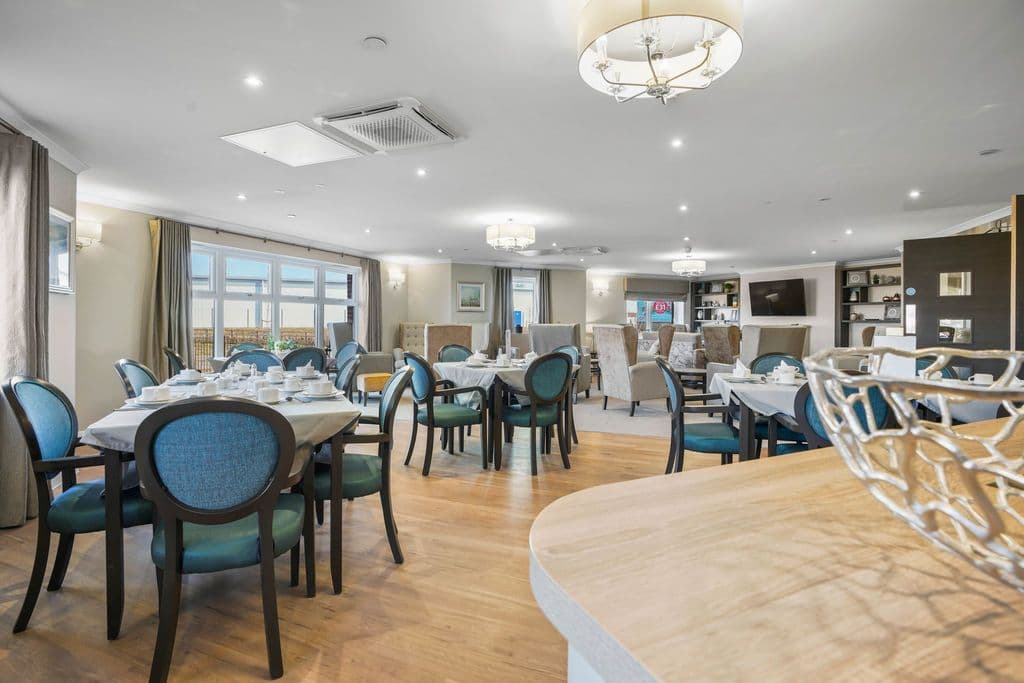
(492, 266), (514, 350)
(142, 218), (192, 379)
(358, 258), (383, 352)
(538, 269), (553, 323)
(0, 134), (49, 527)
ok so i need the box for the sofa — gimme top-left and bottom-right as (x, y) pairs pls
(593, 324), (668, 415)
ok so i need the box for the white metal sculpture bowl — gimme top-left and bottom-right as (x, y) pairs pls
(805, 347), (1024, 590)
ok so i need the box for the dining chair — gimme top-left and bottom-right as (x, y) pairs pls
(282, 346), (327, 372)
(403, 352), (488, 476)
(223, 348), (280, 372)
(228, 342), (262, 354)
(656, 358), (741, 471)
(134, 397), (307, 682)
(334, 354), (361, 400)
(114, 358), (159, 399)
(779, 382), (893, 454)
(750, 353), (805, 375)
(2, 376), (152, 637)
(552, 344), (581, 448)
(916, 356), (958, 380)
(438, 344), (472, 362)
(494, 352), (572, 476)
(310, 367), (413, 594)
(162, 347), (186, 377)
(335, 340), (366, 369)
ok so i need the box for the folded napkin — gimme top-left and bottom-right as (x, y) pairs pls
(733, 360), (751, 379)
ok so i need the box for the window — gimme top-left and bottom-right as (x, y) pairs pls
(512, 275), (538, 328)
(189, 243), (359, 370)
(48, 209), (73, 293)
(626, 299), (685, 332)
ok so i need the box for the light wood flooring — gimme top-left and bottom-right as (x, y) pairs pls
(0, 404), (723, 681)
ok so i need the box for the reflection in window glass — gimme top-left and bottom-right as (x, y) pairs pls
(281, 263), (316, 297)
(223, 300), (273, 349)
(938, 318), (972, 345)
(191, 251), (213, 291)
(225, 257), (271, 294)
(939, 272), (972, 296)
(325, 269), (353, 299)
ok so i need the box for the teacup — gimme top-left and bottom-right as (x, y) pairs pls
(140, 386), (161, 402)
(308, 380), (334, 396)
(156, 386), (172, 401)
(297, 365), (318, 378)
(266, 370), (285, 384)
(252, 379), (269, 393)
(179, 368), (202, 381)
(267, 365), (284, 375)
(970, 373), (995, 386)
(495, 355), (510, 368)
(215, 376), (234, 391)
(196, 381), (218, 397)
(257, 387), (280, 403)
(283, 377), (303, 392)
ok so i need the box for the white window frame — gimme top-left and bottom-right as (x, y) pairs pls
(512, 272), (540, 327)
(191, 242), (359, 357)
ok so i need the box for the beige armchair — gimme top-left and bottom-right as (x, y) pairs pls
(393, 322), (427, 369)
(425, 324), (473, 364)
(594, 324), (668, 416)
(702, 324), (742, 385)
(528, 323), (592, 397)
(705, 324), (811, 381)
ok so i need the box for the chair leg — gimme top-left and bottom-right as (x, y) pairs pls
(480, 418), (489, 470)
(556, 418), (571, 469)
(155, 566), (163, 601)
(150, 566), (182, 683)
(258, 536), (284, 679)
(13, 518), (51, 633)
(458, 426), (465, 453)
(330, 456), (344, 594)
(667, 428), (677, 475)
(290, 545), (300, 588)
(47, 533), (75, 591)
(380, 486), (404, 564)
(422, 426), (435, 476)
(302, 489), (316, 598)
(585, 389), (590, 399)
(447, 427), (455, 455)
(629, 401), (637, 417)
(404, 415), (419, 466)
(315, 499), (324, 526)
(602, 396), (608, 410)
(755, 439), (763, 458)
(666, 397), (671, 413)
(530, 427), (539, 476)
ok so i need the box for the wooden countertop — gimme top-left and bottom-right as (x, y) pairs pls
(529, 420), (1024, 682)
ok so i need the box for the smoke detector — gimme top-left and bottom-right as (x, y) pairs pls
(315, 97), (457, 154)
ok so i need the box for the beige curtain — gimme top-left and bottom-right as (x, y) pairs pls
(0, 134), (49, 527)
(142, 218), (192, 378)
(538, 269), (552, 323)
(357, 258), (383, 352)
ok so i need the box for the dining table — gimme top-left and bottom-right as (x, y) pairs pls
(80, 373), (362, 636)
(709, 373), (805, 461)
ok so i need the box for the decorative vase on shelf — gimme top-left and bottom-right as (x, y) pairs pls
(872, 274), (881, 285)
(850, 290), (860, 303)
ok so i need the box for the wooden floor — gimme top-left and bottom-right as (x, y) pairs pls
(0, 409), (722, 681)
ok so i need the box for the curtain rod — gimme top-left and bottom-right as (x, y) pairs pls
(189, 222), (356, 262)
(0, 115), (21, 135)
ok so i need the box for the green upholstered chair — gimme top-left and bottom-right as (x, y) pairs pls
(335, 339), (366, 368)
(310, 367), (413, 594)
(916, 356), (958, 380)
(282, 346), (327, 372)
(228, 342), (262, 354)
(134, 397), (307, 682)
(403, 352), (488, 476)
(495, 352), (573, 476)
(162, 347), (186, 378)
(750, 353), (805, 375)
(333, 355), (361, 400)
(223, 349), (281, 372)
(552, 344), (581, 448)
(2, 376), (152, 638)
(772, 382), (893, 455)
(114, 358), (158, 399)
(438, 344), (472, 362)
(657, 358), (741, 471)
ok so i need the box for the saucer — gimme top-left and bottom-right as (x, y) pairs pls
(300, 390), (343, 400)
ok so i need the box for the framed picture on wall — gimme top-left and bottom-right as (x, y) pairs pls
(883, 304), (901, 321)
(457, 281), (486, 312)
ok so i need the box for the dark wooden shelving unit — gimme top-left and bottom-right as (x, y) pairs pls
(835, 261), (903, 346)
(689, 277), (741, 332)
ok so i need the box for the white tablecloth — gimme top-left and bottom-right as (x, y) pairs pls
(710, 373), (804, 418)
(433, 361), (529, 392)
(919, 395), (1001, 424)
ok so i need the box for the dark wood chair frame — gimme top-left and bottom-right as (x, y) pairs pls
(162, 347), (187, 377)
(134, 397), (311, 682)
(437, 344), (473, 362)
(750, 353), (805, 375)
(552, 344), (582, 450)
(402, 352), (488, 476)
(493, 352), (573, 476)
(333, 355), (361, 401)
(282, 346), (329, 373)
(222, 349), (282, 372)
(114, 357), (158, 399)
(656, 358), (735, 473)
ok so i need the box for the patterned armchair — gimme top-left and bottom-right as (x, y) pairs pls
(528, 323), (592, 397)
(392, 322), (427, 369)
(425, 324), (473, 366)
(594, 324), (668, 416)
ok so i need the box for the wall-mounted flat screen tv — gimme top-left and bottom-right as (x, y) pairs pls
(748, 278), (807, 316)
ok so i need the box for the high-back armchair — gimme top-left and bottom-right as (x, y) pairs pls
(739, 324), (811, 365)
(529, 323), (591, 397)
(593, 325), (668, 416)
(424, 324), (473, 368)
(702, 325), (741, 365)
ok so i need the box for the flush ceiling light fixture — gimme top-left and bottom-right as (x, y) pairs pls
(577, 0), (743, 104)
(672, 245), (707, 277)
(486, 218), (537, 252)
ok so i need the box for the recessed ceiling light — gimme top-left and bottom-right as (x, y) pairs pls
(579, 257), (585, 262)
(908, 189), (921, 199)
(315, 183), (326, 190)
(683, 236), (690, 241)
(236, 193), (247, 201)
(364, 228), (371, 233)
(811, 250), (817, 255)
(671, 138), (683, 148)
(273, 189), (285, 195)
(844, 228), (853, 235)
(243, 75), (263, 88)
(417, 168), (428, 177)
(287, 213), (296, 219)
(437, 248), (443, 253)
(552, 242), (557, 247)
(679, 204), (688, 212)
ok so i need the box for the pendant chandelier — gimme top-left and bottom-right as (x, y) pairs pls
(577, 0), (744, 104)
(672, 246), (707, 277)
(486, 219), (536, 251)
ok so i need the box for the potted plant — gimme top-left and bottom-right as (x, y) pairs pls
(722, 281), (735, 293)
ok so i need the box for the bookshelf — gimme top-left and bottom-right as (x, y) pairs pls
(689, 277), (741, 332)
(835, 261), (903, 346)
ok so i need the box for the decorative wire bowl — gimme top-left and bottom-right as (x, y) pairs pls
(805, 347), (1024, 590)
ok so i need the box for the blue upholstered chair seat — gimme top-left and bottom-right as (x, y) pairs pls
(773, 442), (810, 455)
(47, 481), (152, 534)
(682, 423), (741, 454)
(754, 418), (806, 443)
(313, 455), (381, 500)
(502, 404), (560, 427)
(151, 493), (304, 574)
(416, 403), (481, 427)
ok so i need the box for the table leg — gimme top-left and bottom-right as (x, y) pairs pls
(738, 399), (756, 462)
(102, 448), (124, 640)
(330, 432), (345, 594)
(302, 455), (316, 597)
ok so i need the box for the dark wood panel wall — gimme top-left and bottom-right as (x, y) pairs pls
(1012, 195), (1023, 349)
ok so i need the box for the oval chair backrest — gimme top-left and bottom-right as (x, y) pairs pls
(223, 349), (280, 372)
(229, 342), (261, 354)
(655, 357), (685, 414)
(334, 355), (361, 394)
(115, 358), (158, 399)
(916, 357), (958, 380)
(335, 340), (366, 368)
(552, 344), (580, 365)
(378, 367), (414, 432)
(525, 352), (572, 405)
(283, 346), (327, 372)
(438, 344), (472, 362)
(751, 353), (805, 375)
(795, 382), (892, 449)
(403, 352), (435, 403)
(134, 398), (295, 519)
(3, 377), (77, 463)
(163, 347), (186, 376)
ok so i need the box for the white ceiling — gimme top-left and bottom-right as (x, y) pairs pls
(1, 0), (1022, 276)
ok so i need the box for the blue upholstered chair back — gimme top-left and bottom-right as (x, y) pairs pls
(797, 383), (891, 446)
(403, 353), (434, 402)
(916, 357), (958, 379)
(115, 359), (158, 399)
(552, 344), (580, 365)
(656, 358), (684, 414)
(229, 342), (261, 354)
(438, 344), (472, 362)
(334, 356), (361, 393)
(224, 349), (280, 372)
(4, 377), (77, 463)
(335, 340), (366, 367)
(379, 367), (414, 430)
(283, 346), (327, 372)
(526, 353), (571, 404)
(135, 399), (295, 517)
(163, 348), (186, 376)
(751, 353), (805, 375)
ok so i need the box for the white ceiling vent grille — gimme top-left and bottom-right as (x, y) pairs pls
(317, 97), (456, 154)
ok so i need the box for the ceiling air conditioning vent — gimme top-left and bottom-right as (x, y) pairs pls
(317, 97), (456, 154)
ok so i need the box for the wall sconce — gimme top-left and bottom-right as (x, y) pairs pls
(592, 280), (609, 297)
(389, 269), (406, 290)
(75, 219), (103, 250)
